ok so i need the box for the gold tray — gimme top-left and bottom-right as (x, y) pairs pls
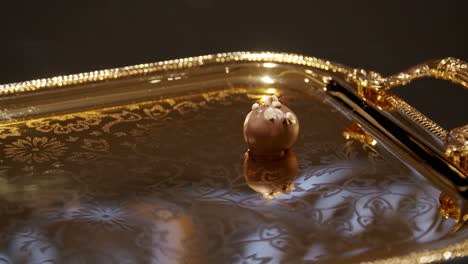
(0, 52), (467, 263)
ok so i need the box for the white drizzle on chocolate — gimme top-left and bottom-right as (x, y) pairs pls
(285, 112), (296, 125)
(272, 101), (282, 108)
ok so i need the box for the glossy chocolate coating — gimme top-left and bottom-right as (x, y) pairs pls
(243, 95), (299, 158)
(243, 150), (298, 198)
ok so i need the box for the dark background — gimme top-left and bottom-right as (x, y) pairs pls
(1, 1), (468, 263)
(1, 0), (467, 128)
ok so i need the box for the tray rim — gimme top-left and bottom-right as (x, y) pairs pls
(3, 51), (466, 181)
(0, 51), (452, 141)
(0, 51), (467, 263)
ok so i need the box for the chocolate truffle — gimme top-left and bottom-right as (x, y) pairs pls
(243, 95), (299, 158)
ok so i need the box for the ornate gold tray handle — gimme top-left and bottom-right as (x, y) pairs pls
(385, 57), (467, 90)
(348, 58), (468, 232)
(348, 57), (468, 175)
(446, 125), (468, 176)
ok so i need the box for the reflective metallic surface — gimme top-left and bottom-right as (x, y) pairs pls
(243, 150), (298, 198)
(0, 54), (467, 263)
(445, 125), (468, 175)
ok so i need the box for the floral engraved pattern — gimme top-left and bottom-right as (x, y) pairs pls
(234, 254), (272, 264)
(102, 111), (142, 133)
(173, 101), (201, 115)
(0, 126), (21, 139)
(71, 205), (133, 231)
(3, 137), (67, 163)
(0, 89), (461, 263)
(81, 138), (110, 152)
(143, 99), (174, 119)
(66, 151), (101, 164)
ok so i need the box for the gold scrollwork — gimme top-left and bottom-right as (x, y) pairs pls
(143, 99), (175, 119)
(0, 126), (21, 139)
(81, 139), (110, 152)
(102, 111), (143, 133)
(445, 125), (468, 175)
(345, 69), (394, 110)
(435, 57), (468, 88)
(343, 121), (377, 147)
(173, 101), (201, 115)
(439, 193), (461, 221)
(25, 114), (102, 134)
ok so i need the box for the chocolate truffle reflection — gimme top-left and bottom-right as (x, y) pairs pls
(243, 95), (299, 159)
(243, 150), (298, 198)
